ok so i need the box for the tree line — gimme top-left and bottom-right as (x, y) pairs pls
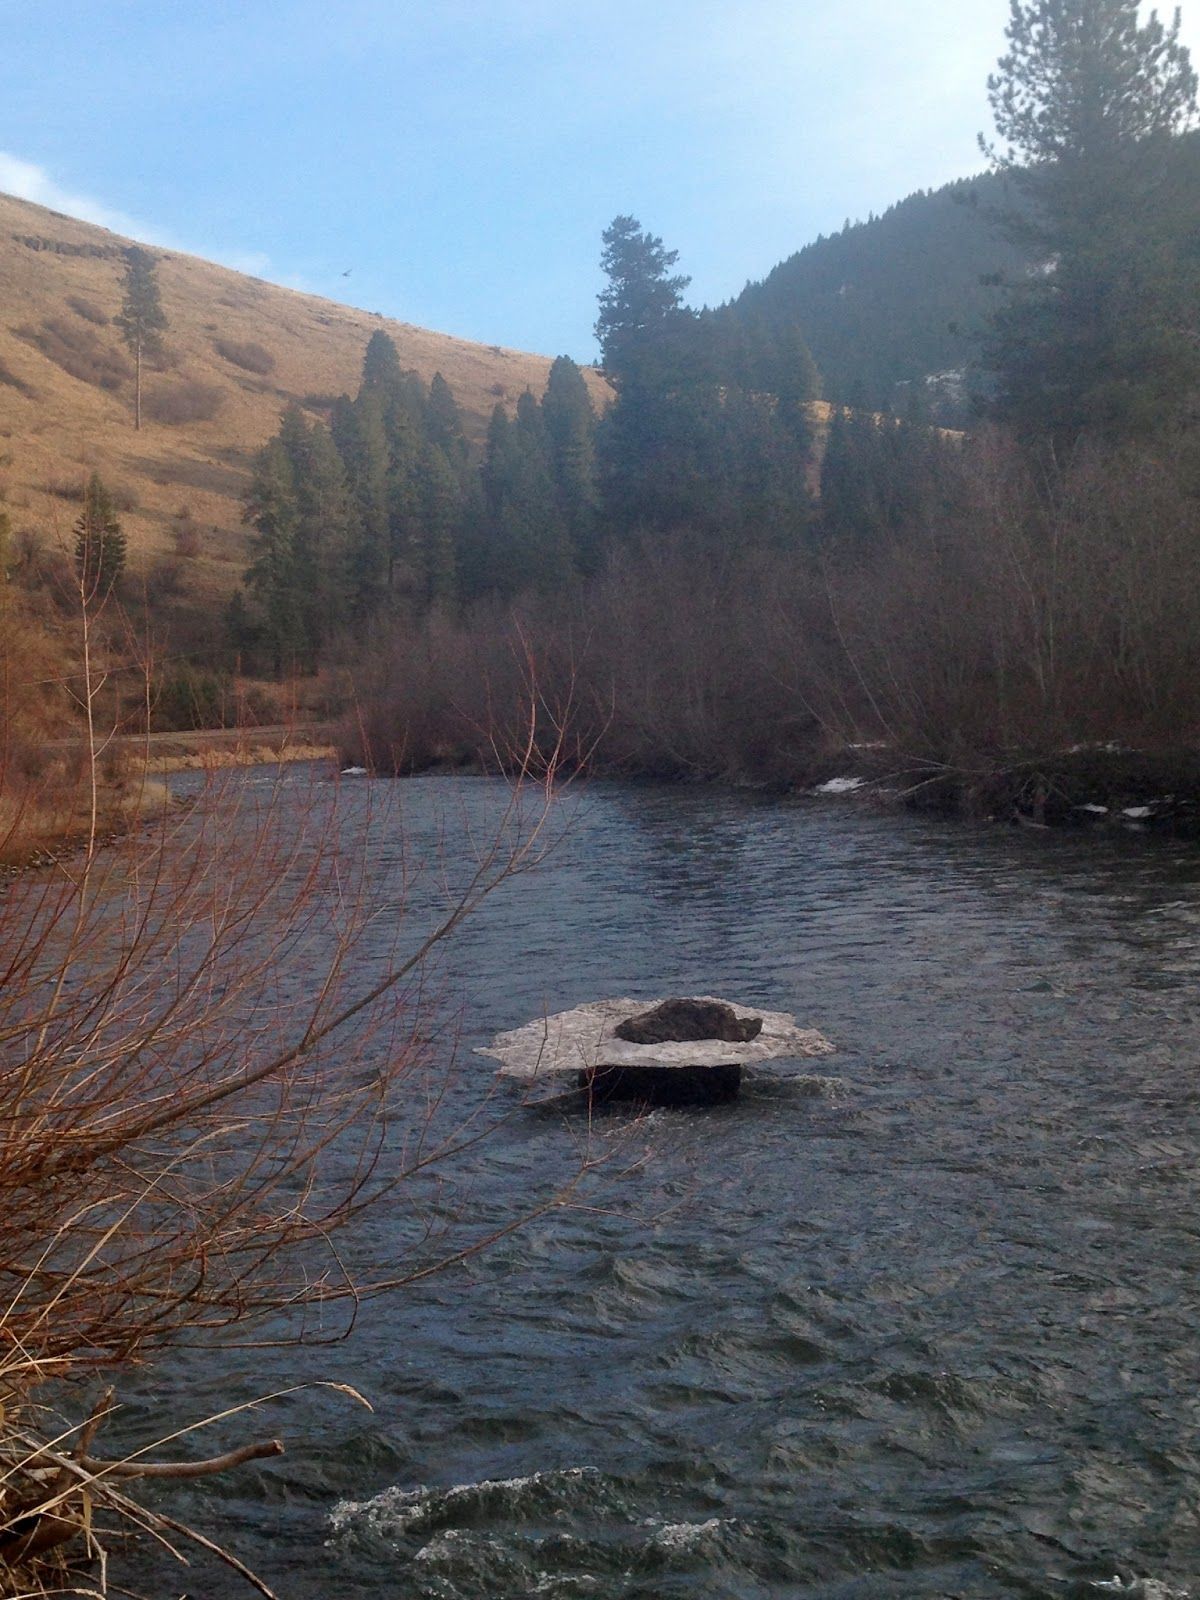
(351, 0), (1200, 803)
(235, 252), (827, 674)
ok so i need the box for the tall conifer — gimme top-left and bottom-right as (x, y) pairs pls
(983, 0), (1200, 440)
(115, 247), (167, 431)
(73, 473), (126, 597)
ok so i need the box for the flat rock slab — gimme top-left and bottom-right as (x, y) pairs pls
(477, 996), (834, 1085)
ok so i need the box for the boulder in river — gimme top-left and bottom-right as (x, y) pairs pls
(614, 998), (763, 1045)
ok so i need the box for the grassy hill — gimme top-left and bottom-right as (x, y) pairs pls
(0, 191), (607, 599)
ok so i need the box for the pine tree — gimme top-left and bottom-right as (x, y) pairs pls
(333, 393), (390, 614)
(361, 329), (405, 394)
(418, 443), (461, 607)
(595, 216), (692, 392)
(281, 409), (357, 654)
(514, 390), (572, 590)
(244, 438), (300, 675)
(383, 388), (426, 597)
(427, 373), (470, 467)
(542, 356), (599, 569)
(982, 0), (1200, 441)
(73, 473), (127, 597)
(114, 247), (167, 431)
(986, 0), (1196, 166)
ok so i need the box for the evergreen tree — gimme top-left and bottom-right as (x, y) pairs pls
(982, 0), (1200, 441)
(383, 387), (426, 597)
(481, 392), (572, 594)
(986, 0), (1196, 166)
(279, 408), (357, 654)
(333, 393), (390, 614)
(417, 443), (461, 606)
(542, 356), (600, 569)
(361, 329), (405, 394)
(224, 587), (262, 669)
(73, 473), (126, 597)
(244, 437), (300, 674)
(818, 406), (951, 546)
(114, 247), (167, 431)
(595, 215), (692, 391)
(427, 372), (470, 466)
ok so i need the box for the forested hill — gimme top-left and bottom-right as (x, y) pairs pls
(0, 191), (607, 597)
(731, 173), (1029, 414)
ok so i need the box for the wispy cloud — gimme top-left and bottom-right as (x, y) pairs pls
(0, 151), (279, 280)
(0, 151), (174, 244)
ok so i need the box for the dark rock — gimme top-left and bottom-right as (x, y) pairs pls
(614, 998), (763, 1045)
(579, 1063), (743, 1107)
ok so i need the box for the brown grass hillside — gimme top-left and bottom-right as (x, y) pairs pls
(0, 191), (609, 600)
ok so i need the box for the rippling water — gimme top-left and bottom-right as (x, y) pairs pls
(128, 772), (1200, 1598)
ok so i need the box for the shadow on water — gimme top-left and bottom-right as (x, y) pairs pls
(127, 772), (1200, 1599)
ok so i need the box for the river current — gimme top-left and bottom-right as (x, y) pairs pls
(127, 771), (1200, 1598)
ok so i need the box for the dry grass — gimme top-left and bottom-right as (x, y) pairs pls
(0, 191), (611, 606)
(141, 739), (336, 774)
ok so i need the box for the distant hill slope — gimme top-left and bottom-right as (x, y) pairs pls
(0, 192), (607, 596)
(732, 172), (1029, 414)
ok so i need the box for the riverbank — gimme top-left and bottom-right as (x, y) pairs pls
(133, 722), (338, 773)
(0, 764), (175, 870)
(342, 725), (1200, 838)
(3, 725), (339, 869)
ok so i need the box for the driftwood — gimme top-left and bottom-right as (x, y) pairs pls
(1, 1388), (285, 1577)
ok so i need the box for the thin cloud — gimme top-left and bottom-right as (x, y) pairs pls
(0, 151), (174, 244)
(0, 151), (278, 281)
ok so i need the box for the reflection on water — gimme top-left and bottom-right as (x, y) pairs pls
(130, 773), (1200, 1598)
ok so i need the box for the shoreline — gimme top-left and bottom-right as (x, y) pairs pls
(358, 738), (1200, 838)
(4, 727), (339, 871)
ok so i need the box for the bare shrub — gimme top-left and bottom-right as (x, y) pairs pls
(351, 433), (1200, 796)
(142, 379), (224, 426)
(15, 317), (132, 391)
(0, 587), (582, 1588)
(45, 477), (138, 513)
(0, 358), (37, 399)
(66, 294), (109, 326)
(817, 435), (1200, 762)
(143, 554), (186, 603)
(213, 337), (276, 376)
(172, 503), (202, 558)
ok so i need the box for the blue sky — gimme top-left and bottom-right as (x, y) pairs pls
(3, 1), (1197, 360)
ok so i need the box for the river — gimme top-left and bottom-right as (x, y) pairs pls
(124, 769), (1200, 1599)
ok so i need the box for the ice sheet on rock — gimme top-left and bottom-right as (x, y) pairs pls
(477, 996), (834, 1082)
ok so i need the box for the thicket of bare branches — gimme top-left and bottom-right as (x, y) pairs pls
(349, 435), (1200, 798)
(1, 647), (573, 1592)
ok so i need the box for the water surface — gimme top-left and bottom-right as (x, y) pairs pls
(130, 773), (1200, 1598)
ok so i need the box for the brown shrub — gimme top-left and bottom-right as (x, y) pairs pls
(213, 337), (276, 375)
(0, 358), (37, 399)
(66, 293), (109, 326)
(14, 317), (132, 391)
(44, 477), (138, 513)
(172, 504), (203, 558)
(350, 435), (1200, 790)
(143, 379), (224, 425)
